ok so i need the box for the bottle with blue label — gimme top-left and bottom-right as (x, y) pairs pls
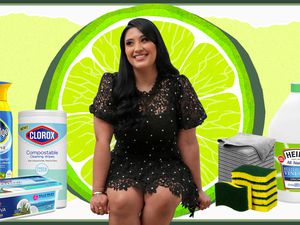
(269, 82), (300, 202)
(0, 82), (13, 179)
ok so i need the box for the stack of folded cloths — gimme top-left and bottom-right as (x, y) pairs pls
(215, 165), (278, 212)
(218, 133), (275, 182)
(231, 165), (277, 212)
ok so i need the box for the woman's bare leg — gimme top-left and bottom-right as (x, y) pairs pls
(107, 187), (144, 225)
(142, 186), (181, 225)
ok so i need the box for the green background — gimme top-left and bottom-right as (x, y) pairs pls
(0, 5), (299, 224)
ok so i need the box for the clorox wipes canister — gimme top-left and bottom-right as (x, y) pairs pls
(0, 82), (13, 179)
(269, 83), (300, 203)
(18, 110), (67, 208)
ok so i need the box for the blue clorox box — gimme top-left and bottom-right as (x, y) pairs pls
(0, 176), (62, 220)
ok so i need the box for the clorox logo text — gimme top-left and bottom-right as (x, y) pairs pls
(26, 126), (58, 145)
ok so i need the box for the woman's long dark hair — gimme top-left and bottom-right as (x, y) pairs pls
(112, 18), (179, 130)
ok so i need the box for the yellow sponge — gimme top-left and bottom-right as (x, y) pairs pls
(231, 165), (276, 183)
(232, 177), (276, 191)
(252, 186), (277, 199)
(252, 192), (277, 205)
(252, 200), (277, 212)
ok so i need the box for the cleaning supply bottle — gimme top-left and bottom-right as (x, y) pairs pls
(269, 82), (300, 202)
(18, 110), (67, 208)
(0, 82), (13, 179)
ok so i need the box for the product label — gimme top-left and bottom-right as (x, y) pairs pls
(0, 112), (13, 178)
(0, 120), (9, 143)
(18, 123), (66, 202)
(0, 191), (56, 220)
(26, 126), (58, 145)
(275, 142), (300, 191)
(0, 119), (11, 155)
(18, 123), (66, 170)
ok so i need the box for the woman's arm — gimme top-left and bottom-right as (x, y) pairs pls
(90, 117), (113, 215)
(177, 128), (211, 210)
(92, 117), (113, 192)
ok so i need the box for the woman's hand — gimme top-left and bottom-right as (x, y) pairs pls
(197, 190), (211, 210)
(90, 193), (109, 215)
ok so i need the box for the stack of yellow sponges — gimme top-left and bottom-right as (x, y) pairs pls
(215, 165), (277, 212)
(231, 165), (277, 212)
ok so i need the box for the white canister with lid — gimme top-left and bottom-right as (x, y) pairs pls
(18, 110), (67, 208)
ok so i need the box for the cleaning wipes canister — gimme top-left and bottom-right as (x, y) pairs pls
(0, 82), (13, 179)
(18, 110), (67, 208)
(269, 83), (300, 202)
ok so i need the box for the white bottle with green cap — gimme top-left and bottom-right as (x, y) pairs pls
(269, 82), (300, 202)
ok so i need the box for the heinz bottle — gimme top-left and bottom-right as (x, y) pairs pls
(269, 83), (300, 202)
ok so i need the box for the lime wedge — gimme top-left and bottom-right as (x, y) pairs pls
(36, 4), (264, 217)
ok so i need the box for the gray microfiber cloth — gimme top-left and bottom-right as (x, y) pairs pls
(218, 133), (276, 161)
(219, 152), (274, 165)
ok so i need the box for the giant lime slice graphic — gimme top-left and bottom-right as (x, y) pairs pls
(36, 4), (264, 217)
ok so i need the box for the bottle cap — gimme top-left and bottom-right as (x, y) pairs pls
(0, 82), (11, 101)
(291, 83), (300, 93)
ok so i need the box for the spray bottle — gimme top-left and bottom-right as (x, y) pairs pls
(0, 82), (12, 178)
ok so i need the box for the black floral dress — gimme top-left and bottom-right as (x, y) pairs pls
(90, 73), (207, 216)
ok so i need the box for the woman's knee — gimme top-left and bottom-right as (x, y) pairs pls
(108, 188), (144, 216)
(144, 187), (181, 216)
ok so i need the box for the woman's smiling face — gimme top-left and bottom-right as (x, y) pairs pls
(124, 27), (157, 71)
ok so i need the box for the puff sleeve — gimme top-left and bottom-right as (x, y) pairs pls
(176, 75), (207, 129)
(89, 73), (115, 124)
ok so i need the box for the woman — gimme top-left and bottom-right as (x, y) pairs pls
(89, 18), (211, 225)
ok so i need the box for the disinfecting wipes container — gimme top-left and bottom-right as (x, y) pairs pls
(0, 176), (62, 220)
(18, 110), (67, 208)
